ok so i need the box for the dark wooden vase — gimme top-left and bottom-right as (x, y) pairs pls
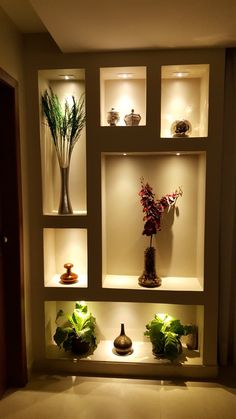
(60, 263), (78, 284)
(138, 246), (161, 288)
(113, 323), (133, 355)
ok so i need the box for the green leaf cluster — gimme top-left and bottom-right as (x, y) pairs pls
(41, 87), (86, 167)
(53, 301), (97, 354)
(145, 313), (193, 361)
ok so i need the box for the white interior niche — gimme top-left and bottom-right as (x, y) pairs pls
(45, 301), (203, 365)
(43, 228), (87, 287)
(38, 69), (87, 215)
(102, 152), (206, 291)
(161, 64), (209, 138)
(100, 66), (146, 126)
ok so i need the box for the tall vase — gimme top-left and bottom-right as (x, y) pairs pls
(58, 166), (73, 214)
(113, 323), (133, 355)
(138, 246), (162, 288)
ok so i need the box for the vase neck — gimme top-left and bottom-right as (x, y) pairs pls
(120, 323), (125, 335)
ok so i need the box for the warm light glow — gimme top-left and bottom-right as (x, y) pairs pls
(65, 95), (74, 106)
(123, 153), (127, 156)
(176, 153), (181, 156)
(59, 74), (75, 80)
(117, 73), (134, 79)
(173, 72), (189, 78)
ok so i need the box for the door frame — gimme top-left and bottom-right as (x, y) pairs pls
(0, 67), (27, 393)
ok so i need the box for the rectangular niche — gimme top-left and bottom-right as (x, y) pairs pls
(45, 301), (203, 365)
(38, 69), (86, 215)
(100, 66), (146, 126)
(43, 228), (87, 287)
(102, 152), (205, 291)
(161, 64), (209, 138)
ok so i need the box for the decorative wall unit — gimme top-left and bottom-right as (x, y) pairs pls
(26, 45), (225, 379)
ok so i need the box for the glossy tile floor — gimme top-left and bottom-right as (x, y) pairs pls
(0, 372), (236, 419)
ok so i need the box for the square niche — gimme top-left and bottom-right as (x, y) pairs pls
(38, 69), (86, 215)
(43, 228), (87, 287)
(161, 64), (209, 138)
(100, 66), (146, 126)
(45, 301), (203, 365)
(102, 152), (206, 291)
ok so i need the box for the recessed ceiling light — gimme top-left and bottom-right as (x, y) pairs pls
(173, 72), (189, 78)
(117, 73), (134, 79)
(59, 74), (75, 80)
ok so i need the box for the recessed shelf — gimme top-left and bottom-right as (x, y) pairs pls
(161, 64), (209, 138)
(43, 228), (87, 288)
(103, 275), (203, 291)
(45, 301), (203, 366)
(47, 341), (202, 366)
(38, 69), (87, 215)
(100, 66), (146, 126)
(102, 152), (205, 290)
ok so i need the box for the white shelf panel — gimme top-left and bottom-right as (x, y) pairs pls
(103, 275), (203, 291)
(45, 274), (87, 288)
(47, 340), (202, 366)
(45, 210), (87, 216)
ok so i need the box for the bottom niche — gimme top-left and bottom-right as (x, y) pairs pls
(45, 301), (203, 366)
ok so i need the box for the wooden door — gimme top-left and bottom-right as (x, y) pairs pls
(0, 68), (27, 397)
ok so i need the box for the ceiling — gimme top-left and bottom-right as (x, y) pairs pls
(1, 0), (236, 53)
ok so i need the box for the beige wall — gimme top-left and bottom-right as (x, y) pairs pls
(0, 8), (32, 370)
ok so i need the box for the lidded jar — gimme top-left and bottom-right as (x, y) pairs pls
(124, 109), (141, 126)
(113, 323), (132, 355)
(107, 107), (120, 126)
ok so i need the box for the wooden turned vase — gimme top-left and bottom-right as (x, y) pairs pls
(60, 263), (78, 284)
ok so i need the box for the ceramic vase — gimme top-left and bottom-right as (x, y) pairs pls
(113, 323), (132, 355)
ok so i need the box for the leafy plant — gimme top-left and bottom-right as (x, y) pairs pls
(41, 87), (86, 168)
(145, 313), (193, 361)
(53, 301), (97, 356)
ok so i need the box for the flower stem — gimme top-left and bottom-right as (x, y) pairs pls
(150, 234), (153, 248)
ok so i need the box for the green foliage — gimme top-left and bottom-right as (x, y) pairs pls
(53, 301), (97, 355)
(41, 87), (86, 167)
(145, 313), (193, 361)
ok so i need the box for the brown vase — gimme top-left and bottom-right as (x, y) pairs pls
(138, 246), (161, 288)
(113, 323), (132, 355)
(60, 263), (78, 284)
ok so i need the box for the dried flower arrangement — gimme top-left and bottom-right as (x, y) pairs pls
(138, 178), (182, 287)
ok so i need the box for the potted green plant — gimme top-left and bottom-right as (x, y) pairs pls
(145, 313), (193, 361)
(53, 301), (97, 357)
(41, 87), (86, 214)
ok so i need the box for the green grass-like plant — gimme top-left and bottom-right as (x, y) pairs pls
(41, 87), (86, 168)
